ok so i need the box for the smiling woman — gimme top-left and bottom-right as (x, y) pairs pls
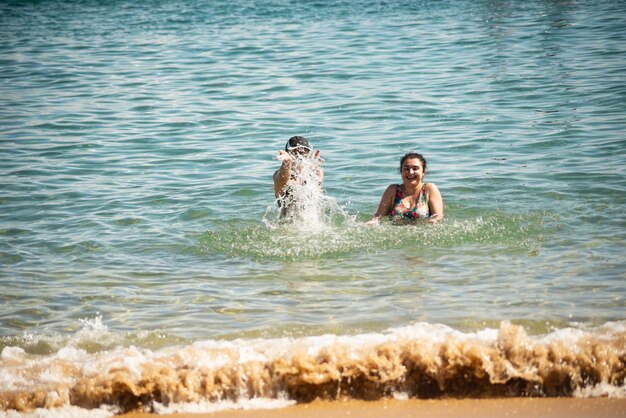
(368, 152), (444, 225)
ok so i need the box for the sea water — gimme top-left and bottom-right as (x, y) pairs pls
(1, 0), (625, 415)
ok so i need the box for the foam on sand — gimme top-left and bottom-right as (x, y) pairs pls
(1, 321), (624, 415)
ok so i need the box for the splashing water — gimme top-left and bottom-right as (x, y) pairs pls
(263, 154), (354, 233)
(201, 207), (545, 262)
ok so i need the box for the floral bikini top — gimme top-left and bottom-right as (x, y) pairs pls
(390, 184), (430, 220)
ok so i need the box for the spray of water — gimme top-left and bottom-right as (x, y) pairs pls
(263, 154), (353, 232)
(200, 155), (546, 261)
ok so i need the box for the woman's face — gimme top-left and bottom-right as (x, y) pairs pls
(401, 158), (425, 185)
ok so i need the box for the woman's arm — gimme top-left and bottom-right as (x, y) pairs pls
(366, 185), (396, 224)
(273, 151), (293, 198)
(426, 183), (444, 223)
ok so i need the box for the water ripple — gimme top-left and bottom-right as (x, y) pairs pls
(1, 0), (625, 338)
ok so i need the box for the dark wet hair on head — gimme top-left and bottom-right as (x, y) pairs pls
(285, 136), (311, 154)
(400, 152), (427, 172)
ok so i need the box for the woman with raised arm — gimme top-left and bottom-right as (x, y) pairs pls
(273, 136), (324, 218)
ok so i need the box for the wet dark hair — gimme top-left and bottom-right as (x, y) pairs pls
(285, 136), (311, 154)
(400, 152), (427, 172)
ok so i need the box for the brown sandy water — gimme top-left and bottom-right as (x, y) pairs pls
(2, 322), (625, 414)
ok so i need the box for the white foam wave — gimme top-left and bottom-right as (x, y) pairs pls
(574, 381), (626, 398)
(2, 317), (625, 415)
(151, 397), (295, 415)
(0, 405), (116, 418)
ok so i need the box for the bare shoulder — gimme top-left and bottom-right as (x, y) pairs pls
(425, 182), (440, 193)
(381, 184), (398, 202)
(383, 184), (397, 195)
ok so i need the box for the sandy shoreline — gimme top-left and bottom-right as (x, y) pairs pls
(120, 397), (626, 418)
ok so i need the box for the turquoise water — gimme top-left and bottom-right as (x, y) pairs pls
(1, 0), (625, 338)
(1, 0), (626, 413)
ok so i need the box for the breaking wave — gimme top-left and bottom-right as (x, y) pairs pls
(1, 320), (624, 416)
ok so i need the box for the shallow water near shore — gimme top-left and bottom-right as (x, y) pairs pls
(1, 0), (625, 415)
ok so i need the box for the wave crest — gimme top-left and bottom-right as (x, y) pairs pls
(1, 321), (625, 414)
